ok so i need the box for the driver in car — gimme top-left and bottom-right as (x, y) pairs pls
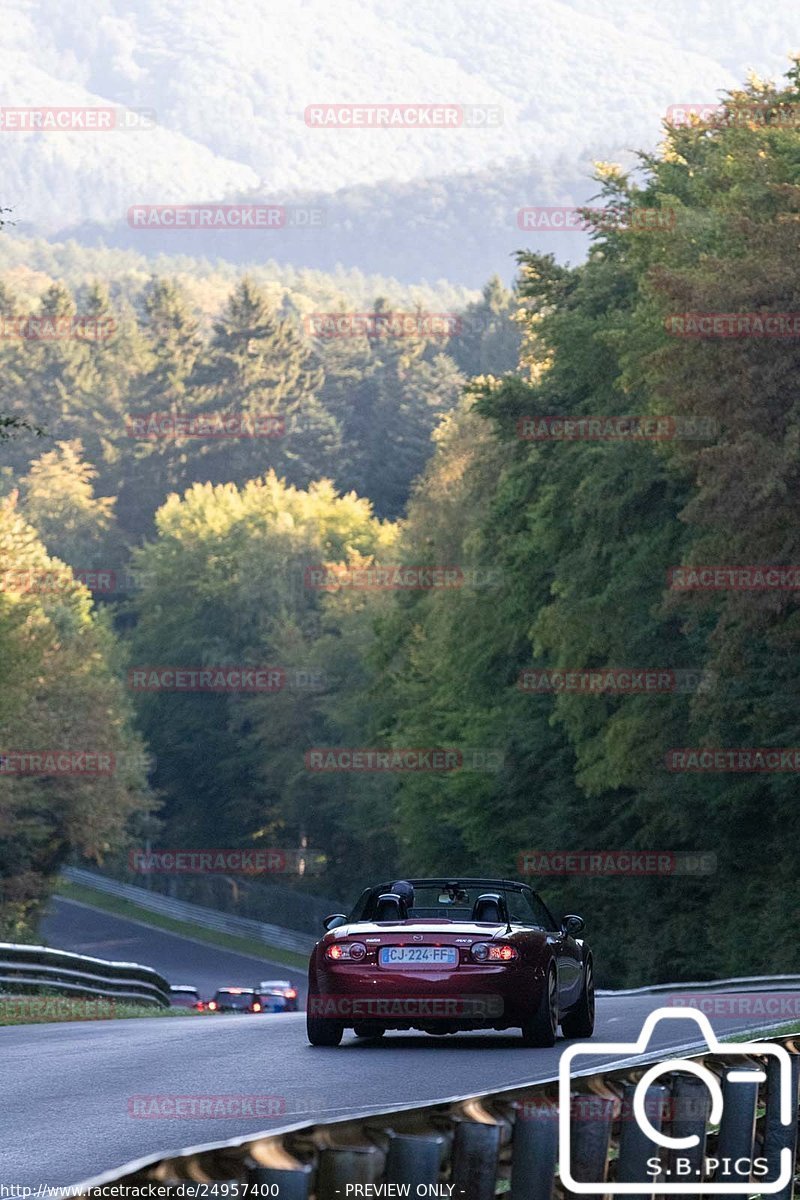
(390, 879), (415, 917)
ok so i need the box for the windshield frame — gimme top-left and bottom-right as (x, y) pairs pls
(348, 878), (559, 930)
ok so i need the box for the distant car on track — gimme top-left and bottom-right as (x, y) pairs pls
(168, 985), (203, 1010)
(256, 979), (299, 1012)
(306, 877), (594, 1047)
(206, 987), (270, 1014)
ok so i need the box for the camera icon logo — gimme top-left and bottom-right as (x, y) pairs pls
(559, 1007), (794, 1193)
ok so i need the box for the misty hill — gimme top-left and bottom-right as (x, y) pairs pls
(2, 0), (798, 282)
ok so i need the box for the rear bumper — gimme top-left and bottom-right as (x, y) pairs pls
(309, 961), (544, 1028)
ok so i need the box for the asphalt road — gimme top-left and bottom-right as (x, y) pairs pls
(40, 896), (307, 998)
(1, 988), (789, 1188)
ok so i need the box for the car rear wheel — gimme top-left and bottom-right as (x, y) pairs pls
(353, 1023), (385, 1039)
(560, 958), (595, 1039)
(306, 1012), (343, 1046)
(520, 964), (558, 1047)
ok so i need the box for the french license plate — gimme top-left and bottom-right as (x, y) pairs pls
(378, 946), (458, 968)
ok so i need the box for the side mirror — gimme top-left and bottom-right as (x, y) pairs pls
(323, 913), (348, 931)
(562, 913), (585, 938)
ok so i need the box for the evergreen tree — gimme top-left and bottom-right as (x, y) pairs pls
(189, 277), (341, 490)
(446, 275), (522, 378)
(114, 277), (203, 538)
(18, 440), (120, 569)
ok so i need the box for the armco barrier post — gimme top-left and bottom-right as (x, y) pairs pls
(565, 1094), (615, 1187)
(315, 1145), (384, 1196)
(714, 1065), (761, 1189)
(510, 1099), (558, 1200)
(762, 1054), (800, 1200)
(451, 1119), (501, 1200)
(246, 1164), (312, 1197)
(384, 1132), (444, 1185)
(666, 1071), (710, 1184)
(617, 1082), (670, 1197)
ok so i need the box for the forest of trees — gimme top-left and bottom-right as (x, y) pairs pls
(2, 69), (799, 984)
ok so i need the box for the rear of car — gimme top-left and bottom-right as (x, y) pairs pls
(168, 985), (202, 1010)
(306, 878), (594, 1047)
(207, 987), (264, 1014)
(310, 922), (537, 1037)
(257, 980), (299, 1012)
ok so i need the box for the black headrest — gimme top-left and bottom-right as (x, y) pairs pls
(472, 892), (505, 924)
(375, 892), (406, 921)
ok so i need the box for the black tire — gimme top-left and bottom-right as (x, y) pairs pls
(353, 1023), (385, 1039)
(560, 957), (595, 1039)
(306, 1012), (344, 1046)
(520, 964), (558, 1047)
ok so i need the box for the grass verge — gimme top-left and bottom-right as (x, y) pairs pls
(54, 879), (309, 971)
(729, 1020), (800, 1041)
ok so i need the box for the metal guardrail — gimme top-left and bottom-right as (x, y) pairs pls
(598, 974), (800, 996)
(0, 942), (171, 1007)
(72, 1030), (800, 1197)
(63, 867), (317, 956)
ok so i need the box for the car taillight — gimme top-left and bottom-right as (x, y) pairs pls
(471, 942), (518, 962)
(284, 988), (297, 998)
(208, 1001), (217, 1010)
(252, 1002), (262, 1012)
(326, 941), (367, 961)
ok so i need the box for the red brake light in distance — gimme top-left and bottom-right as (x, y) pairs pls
(252, 1002), (262, 1012)
(284, 988), (297, 998)
(471, 943), (518, 962)
(325, 941), (367, 961)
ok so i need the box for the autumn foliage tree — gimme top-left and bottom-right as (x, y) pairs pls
(0, 496), (151, 938)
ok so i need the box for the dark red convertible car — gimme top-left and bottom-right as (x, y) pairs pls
(306, 877), (594, 1047)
